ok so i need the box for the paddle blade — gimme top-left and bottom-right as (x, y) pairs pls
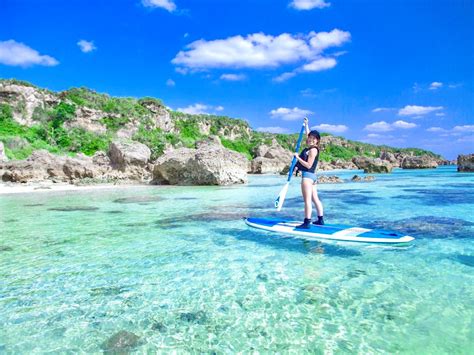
(275, 182), (289, 211)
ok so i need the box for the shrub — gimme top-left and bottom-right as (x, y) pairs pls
(175, 119), (203, 141)
(220, 138), (252, 160)
(51, 102), (75, 129)
(101, 116), (130, 131)
(138, 97), (163, 107)
(133, 127), (166, 160)
(0, 104), (13, 122)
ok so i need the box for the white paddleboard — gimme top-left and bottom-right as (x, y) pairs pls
(245, 217), (414, 244)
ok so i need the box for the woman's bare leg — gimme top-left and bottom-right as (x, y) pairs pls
(312, 184), (324, 217)
(301, 179), (314, 219)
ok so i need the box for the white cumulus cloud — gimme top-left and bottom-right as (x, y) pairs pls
(273, 72), (297, 83)
(392, 120), (418, 129)
(309, 29), (351, 51)
(176, 103), (223, 115)
(270, 107), (313, 121)
(429, 81), (443, 90)
(372, 107), (395, 113)
(0, 40), (58, 67)
(398, 105), (443, 116)
(301, 57), (336, 72)
(256, 126), (289, 134)
(365, 120), (418, 132)
(166, 79), (175, 87)
(172, 29), (350, 82)
(453, 125), (474, 133)
(142, 0), (176, 11)
(312, 123), (348, 134)
(364, 121), (393, 132)
(77, 40), (96, 53)
(220, 73), (246, 81)
(290, 0), (331, 10)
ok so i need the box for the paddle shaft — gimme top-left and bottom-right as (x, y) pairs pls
(286, 123), (306, 182)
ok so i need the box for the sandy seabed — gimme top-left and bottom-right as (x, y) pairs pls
(0, 181), (152, 195)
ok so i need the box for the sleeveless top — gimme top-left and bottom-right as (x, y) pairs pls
(297, 147), (319, 173)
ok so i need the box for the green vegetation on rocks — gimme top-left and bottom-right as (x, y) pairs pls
(0, 79), (442, 162)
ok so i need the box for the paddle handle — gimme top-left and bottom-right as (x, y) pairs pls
(286, 122), (306, 182)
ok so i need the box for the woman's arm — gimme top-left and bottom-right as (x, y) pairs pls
(294, 148), (318, 169)
(304, 117), (310, 135)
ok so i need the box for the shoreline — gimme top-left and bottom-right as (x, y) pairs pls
(0, 181), (153, 196)
(0, 165), (462, 196)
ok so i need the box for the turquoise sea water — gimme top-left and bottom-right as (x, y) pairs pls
(1, 166), (473, 353)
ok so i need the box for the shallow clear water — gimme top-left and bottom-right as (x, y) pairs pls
(1, 166), (473, 353)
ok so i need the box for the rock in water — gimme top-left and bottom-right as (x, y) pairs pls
(401, 155), (438, 169)
(101, 330), (140, 353)
(351, 175), (375, 182)
(457, 154), (474, 172)
(352, 157), (393, 173)
(379, 151), (399, 166)
(152, 140), (247, 185)
(317, 175), (344, 184)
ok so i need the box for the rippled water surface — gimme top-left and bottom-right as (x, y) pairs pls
(1, 166), (473, 353)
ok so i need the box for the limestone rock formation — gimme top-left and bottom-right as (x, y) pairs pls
(250, 140), (293, 174)
(0, 142), (8, 162)
(401, 155), (438, 169)
(317, 175), (344, 184)
(152, 139), (247, 185)
(457, 154), (474, 172)
(0, 82), (59, 126)
(0, 150), (99, 183)
(351, 175), (376, 182)
(108, 140), (151, 170)
(352, 157), (393, 173)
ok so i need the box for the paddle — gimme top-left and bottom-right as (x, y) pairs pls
(274, 120), (306, 211)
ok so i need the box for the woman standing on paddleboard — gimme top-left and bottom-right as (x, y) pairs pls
(294, 118), (324, 229)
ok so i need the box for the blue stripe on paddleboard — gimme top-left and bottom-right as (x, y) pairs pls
(357, 230), (403, 239)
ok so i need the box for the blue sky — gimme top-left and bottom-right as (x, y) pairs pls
(0, 0), (472, 159)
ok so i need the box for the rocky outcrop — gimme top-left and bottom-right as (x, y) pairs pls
(317, 175), (344, 184)
(0, 150), (100, 183)
(250, 140), (293, 174)
(380, 151), (399, 166)
(438, 159), (456, 166)
(457, 154), (474, 172)
(251, 157), (287, 174)
(351, 175), (376, 182)
(0, 83), (59, 126)
(218, 124), (251, 141)
(108, 140), (151, 170)
(352, 157), (393, 173)
(401, 155), (438, 169)
(0, 142), (8, 162)
(329, 159), (358, 170)
(139, 99), (174, 132)
(152, 139), (247, 185)
(63, 106), (108, 134)
(107, 140), (152, 180)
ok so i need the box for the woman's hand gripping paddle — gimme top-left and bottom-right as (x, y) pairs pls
(274, 121), (306, 211)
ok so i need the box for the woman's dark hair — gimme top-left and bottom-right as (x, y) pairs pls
(309, 130), (321, 140)
(308, 130), (321, 149)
